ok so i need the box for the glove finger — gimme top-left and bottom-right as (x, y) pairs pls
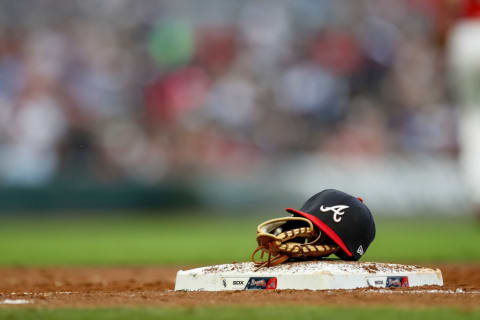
(277, 243), (339, 258)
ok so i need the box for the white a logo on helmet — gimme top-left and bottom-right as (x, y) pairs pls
(357, 245), (364, 256)
(319, 205), (349, 223)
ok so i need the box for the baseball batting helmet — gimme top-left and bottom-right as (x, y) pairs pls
(286, 189), (376, 260)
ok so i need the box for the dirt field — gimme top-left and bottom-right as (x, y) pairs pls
(0, 264), (479, 308)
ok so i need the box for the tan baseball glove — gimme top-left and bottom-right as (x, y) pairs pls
(251, 217), (339, 269)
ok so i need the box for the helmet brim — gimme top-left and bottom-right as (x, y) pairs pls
(285, 208), (353, 258)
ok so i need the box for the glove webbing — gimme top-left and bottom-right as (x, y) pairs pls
(252, 225), (339, 270)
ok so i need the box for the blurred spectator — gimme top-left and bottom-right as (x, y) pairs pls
(0, 0), (459, 185)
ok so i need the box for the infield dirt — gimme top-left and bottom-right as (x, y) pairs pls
(0, 264), (479, 308)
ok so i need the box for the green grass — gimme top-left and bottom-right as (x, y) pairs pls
(0, 214), (478, 317)
(369, 217), (480, 262)
(0, 306), (479, 320)
(0, 214), (478, 266)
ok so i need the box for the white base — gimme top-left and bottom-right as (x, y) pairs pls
(174, 260), (443, 291)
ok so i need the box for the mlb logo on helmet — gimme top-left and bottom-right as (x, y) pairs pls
(286, 189), (376, 261)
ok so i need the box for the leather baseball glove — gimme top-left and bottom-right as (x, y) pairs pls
(251, 217), (339, 269)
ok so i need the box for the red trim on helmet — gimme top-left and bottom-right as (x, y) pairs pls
(285, 208), (353, 257)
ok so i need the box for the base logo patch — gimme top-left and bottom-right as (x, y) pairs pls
(245, 277), (277, 290)
(386, 276), (409, 288)
(367, 276), (409, 288)
(220, 277), (248, 290)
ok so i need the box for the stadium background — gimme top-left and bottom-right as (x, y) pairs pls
(0, 0), (479, 319)
(0, 0), (466, 213)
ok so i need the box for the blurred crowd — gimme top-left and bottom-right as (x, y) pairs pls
(0, 0), (462, 185)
